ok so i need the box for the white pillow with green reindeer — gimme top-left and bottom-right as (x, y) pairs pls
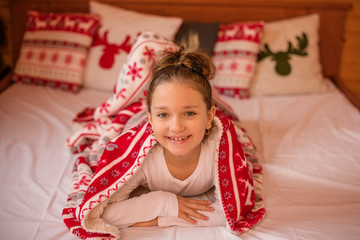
(250, 14), (330, 96)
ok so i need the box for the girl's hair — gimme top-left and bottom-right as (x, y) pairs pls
(147, 46), (216, 112)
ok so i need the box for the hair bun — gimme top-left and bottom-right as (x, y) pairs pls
(153, 45), (216, 82)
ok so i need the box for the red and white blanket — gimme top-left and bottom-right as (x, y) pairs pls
(62, 32), (265, 239)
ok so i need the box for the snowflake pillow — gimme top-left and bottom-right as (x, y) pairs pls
(83, 1), (182, 92)
(250, 14), (330, 96)
(12, 11), (99, 92)
(212, 21), (264, 99)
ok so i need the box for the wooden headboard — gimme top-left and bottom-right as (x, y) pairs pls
(9, 0), (355, 105)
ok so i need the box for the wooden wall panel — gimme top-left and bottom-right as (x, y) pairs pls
(0, 0), (12, 67)
(1, 0), (359, 99)
(341, 1), (360, 99)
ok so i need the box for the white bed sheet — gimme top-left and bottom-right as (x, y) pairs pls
(0, 84), (359, 240)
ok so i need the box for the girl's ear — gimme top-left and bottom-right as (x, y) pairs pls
(207, 105), (216, 129)
(147, 110), (152, 125)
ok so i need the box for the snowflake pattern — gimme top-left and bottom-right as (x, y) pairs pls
(222, 178), (230, 187)
(74, 230), (81, 237)
(111, 169), (121, 178)
(143, 46), (156, 61)
(100, 177), (108, 186)
(220, 138), (226, 145)
(220, 165), (228, 173)
(227, 203), (235, 212)
(88, 186), (97, 193)
(224, 191), (232, 200)
(127, 62), (143, 81)
(131, 151), (139, 159)
(219, 151), (227, 160)
(246, 212), (256, 220)
(146, 125), (152, 133)
(122, 161), (130, 168)
(228, 217), (236, 225)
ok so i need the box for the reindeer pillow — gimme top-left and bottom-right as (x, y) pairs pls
(83, 1), (182, 92)
(212, 21), (264, 99)
(12, 11), (99, 92)
(250, 14), (330, 96)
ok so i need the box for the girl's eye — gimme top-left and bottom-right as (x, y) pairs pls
(157, 113), (168, 118)
(185, 112), (196, 117)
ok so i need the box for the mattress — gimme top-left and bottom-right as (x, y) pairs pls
(1, 84), (359, 240)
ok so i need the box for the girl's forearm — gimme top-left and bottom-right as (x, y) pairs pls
(102, 190), (178, 228)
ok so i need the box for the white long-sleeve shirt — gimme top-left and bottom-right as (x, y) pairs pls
(102, 130), (226, 228)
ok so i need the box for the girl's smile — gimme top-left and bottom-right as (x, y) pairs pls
(167, 135), (191, 142)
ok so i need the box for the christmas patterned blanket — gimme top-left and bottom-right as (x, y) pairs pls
(62, 32), (265, 239)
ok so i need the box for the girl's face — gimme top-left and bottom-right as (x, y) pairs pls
(148, 80), (215, 160)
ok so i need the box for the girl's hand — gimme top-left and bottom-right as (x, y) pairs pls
(177, 195), (214, 224)
(131, 217), (158, 227)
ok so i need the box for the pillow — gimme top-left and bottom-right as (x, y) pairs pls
(12, 11), (100, 92)
(212, 21), (264, 99)
(174, 22), (220, 56)
(250, 14), (330, 96)
(83, 1), (183, 92)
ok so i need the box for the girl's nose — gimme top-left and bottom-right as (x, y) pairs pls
(169, 117), (185, 132)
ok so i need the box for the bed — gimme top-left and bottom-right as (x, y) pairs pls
(1, 0), (360, 239)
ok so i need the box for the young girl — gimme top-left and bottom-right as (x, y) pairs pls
(72, 46), (264, 239)
(101, 47), (226, 228)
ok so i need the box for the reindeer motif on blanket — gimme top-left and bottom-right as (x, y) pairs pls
(93, 31), (133, 69)
(257, 32), (308, 76)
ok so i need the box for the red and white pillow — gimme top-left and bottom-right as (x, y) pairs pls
(83, 1), (183, 92)
(12, 11), (100, 92)
(212, 21), (264, 99)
